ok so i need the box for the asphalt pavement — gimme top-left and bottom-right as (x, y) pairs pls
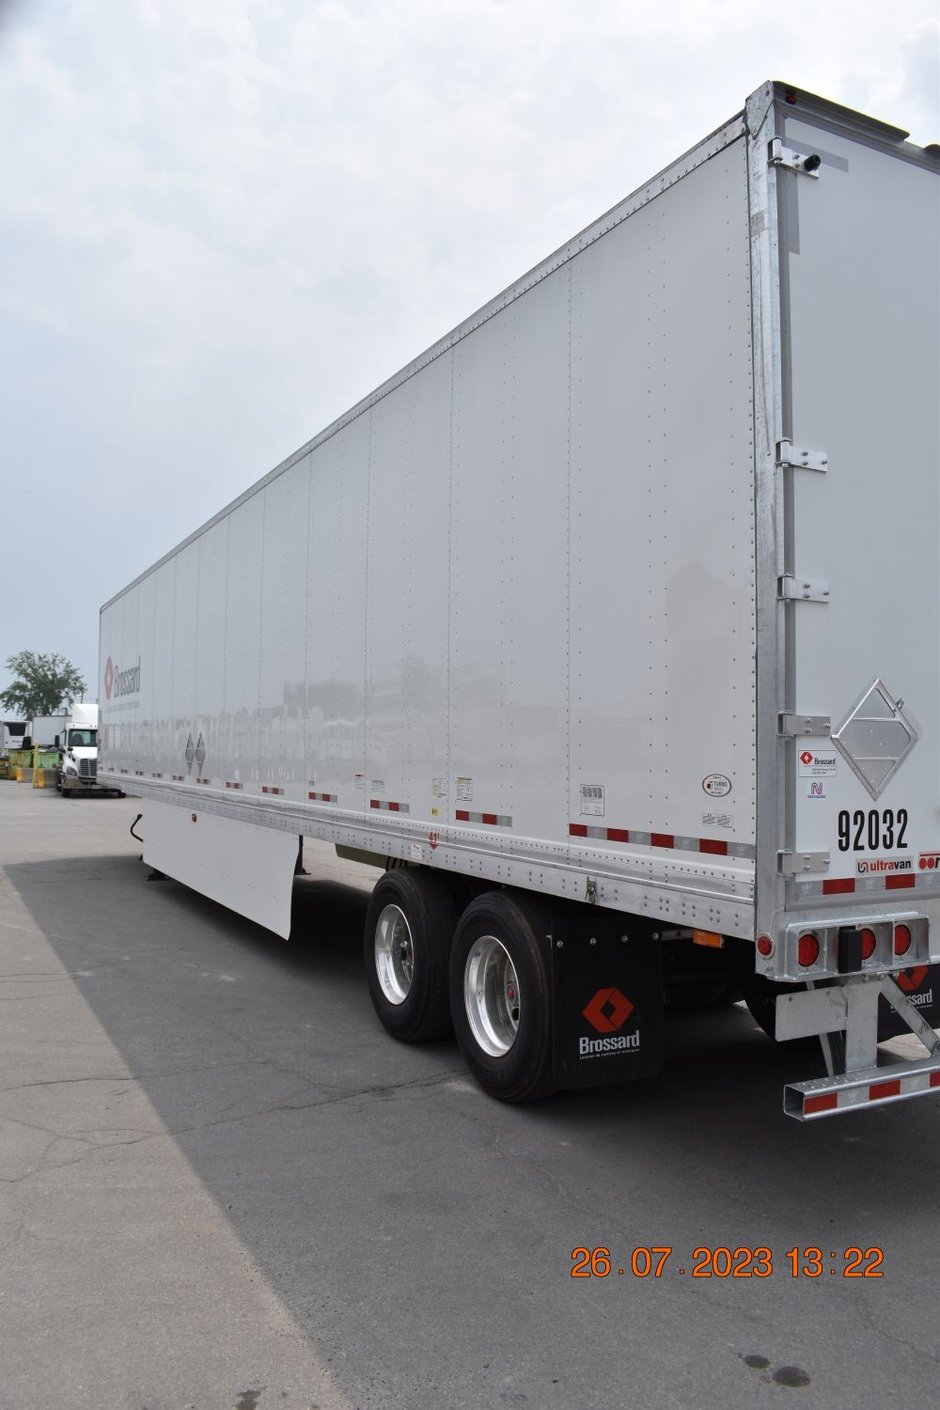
(2, 782), (939, 1410)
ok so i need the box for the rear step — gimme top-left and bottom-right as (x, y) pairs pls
(776, 975), (940, 1121)
(785, 1055), (940, 1120)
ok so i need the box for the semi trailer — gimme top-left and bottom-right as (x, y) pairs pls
(99, 81), (940, 1118)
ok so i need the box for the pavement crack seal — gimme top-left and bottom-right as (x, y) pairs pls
(0, 1076), (132, 1095)
(274, 1065), (467, 1114)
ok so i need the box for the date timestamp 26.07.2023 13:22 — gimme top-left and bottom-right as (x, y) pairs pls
(570, 1247), (884, 1279)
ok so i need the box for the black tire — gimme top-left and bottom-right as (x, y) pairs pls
(449, 890), (557, 1103)
(364, 869), (459, 1043)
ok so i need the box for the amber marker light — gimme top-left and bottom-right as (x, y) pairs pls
(692, 930), (724, 948)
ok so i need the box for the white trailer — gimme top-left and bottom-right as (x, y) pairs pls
(100, 82), (940, 1117)
(25, 715), (68, 749)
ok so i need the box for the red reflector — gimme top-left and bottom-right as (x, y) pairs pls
(886, 874), (915, 890)
(756, 935), (774, 957)
(894, 924), (912, 956)
(569, 823), (587, 837)
(481, 813), (498, 825)
(930, 1073), (940, 1088)
(860, 928), (877, 961)
(699, 838), (728, 856)
(650, 833), (674, 849)
(456, 810), (470, 822)
(823, 878), (855, 896)
(804, 1093), (838, 1114)
(869, 1080), (901, 1101)
(798, 933), (820, 967)
(607, 828), (630, 843)
(388, 801), (400, 812)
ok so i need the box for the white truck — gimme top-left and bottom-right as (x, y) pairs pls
(100, 81), (940, 1118)
(54, 702), (101, 796)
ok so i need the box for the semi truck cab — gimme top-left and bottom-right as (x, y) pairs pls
(55, 703), (100, 796)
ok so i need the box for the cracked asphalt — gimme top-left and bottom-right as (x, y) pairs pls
(2, 783), (940, 1410)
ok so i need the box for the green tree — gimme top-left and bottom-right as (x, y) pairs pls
(0, 651), (87, 719)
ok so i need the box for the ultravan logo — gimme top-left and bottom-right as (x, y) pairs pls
(104, 656), (141, 701)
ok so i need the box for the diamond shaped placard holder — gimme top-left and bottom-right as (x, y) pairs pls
(831, 679), (919, 801)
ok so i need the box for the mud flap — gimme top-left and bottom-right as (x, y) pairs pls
(551, 914), (664, 1090)
(878, 963), (940, 1039)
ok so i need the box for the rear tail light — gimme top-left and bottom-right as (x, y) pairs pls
(894, 924), (912, 956)
(860, 928), (877, 961)
(798, 933), (820, 967)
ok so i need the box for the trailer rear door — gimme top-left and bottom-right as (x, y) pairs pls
(780, 108), (940, 938)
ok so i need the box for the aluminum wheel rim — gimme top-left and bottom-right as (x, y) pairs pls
(374, 904), (414, 1005)
(464, 934), (520, 1057)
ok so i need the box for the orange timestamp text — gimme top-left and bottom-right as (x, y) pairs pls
(570, 1246), (884, 1278)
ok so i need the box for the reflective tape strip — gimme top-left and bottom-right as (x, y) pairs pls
(172, 775), (185, 781)
(801, 1070), (940, 1119)
(196, 777), (211, 785)
(261, 785), (284, 796)
(456, 809), (512, 828)
(308, 791), (337, 803)
(804, 1093), (838, 1115)
(568, 824), (754, 859)
(225, 781), (243, 790)
(797, 872), (929, 898)
(370, 799), (410, 814)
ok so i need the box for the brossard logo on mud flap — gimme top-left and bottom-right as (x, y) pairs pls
(906, 986), (933, 1008)
(897, 967), (932, 1007)
(579, 987), (641, 1058)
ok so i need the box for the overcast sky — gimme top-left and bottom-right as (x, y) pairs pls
(1, 0), (937, 706)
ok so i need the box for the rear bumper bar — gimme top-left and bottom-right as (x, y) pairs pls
(778, 974), (940, 1120)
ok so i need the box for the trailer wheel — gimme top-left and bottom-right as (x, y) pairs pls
(364, 870), (458, 1043)
(449, 891), (556, 1103)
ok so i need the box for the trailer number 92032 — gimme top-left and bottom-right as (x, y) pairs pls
(569, 1247), (885, 1278)
(837, 809), (908, 853)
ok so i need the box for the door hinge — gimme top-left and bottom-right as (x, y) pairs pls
(779, 713), (831, 738)
(778, 574), (830, 604)
(768, 138), (822, 177)
(778, 850), (830, 876)
(776, 439), (828, 472)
